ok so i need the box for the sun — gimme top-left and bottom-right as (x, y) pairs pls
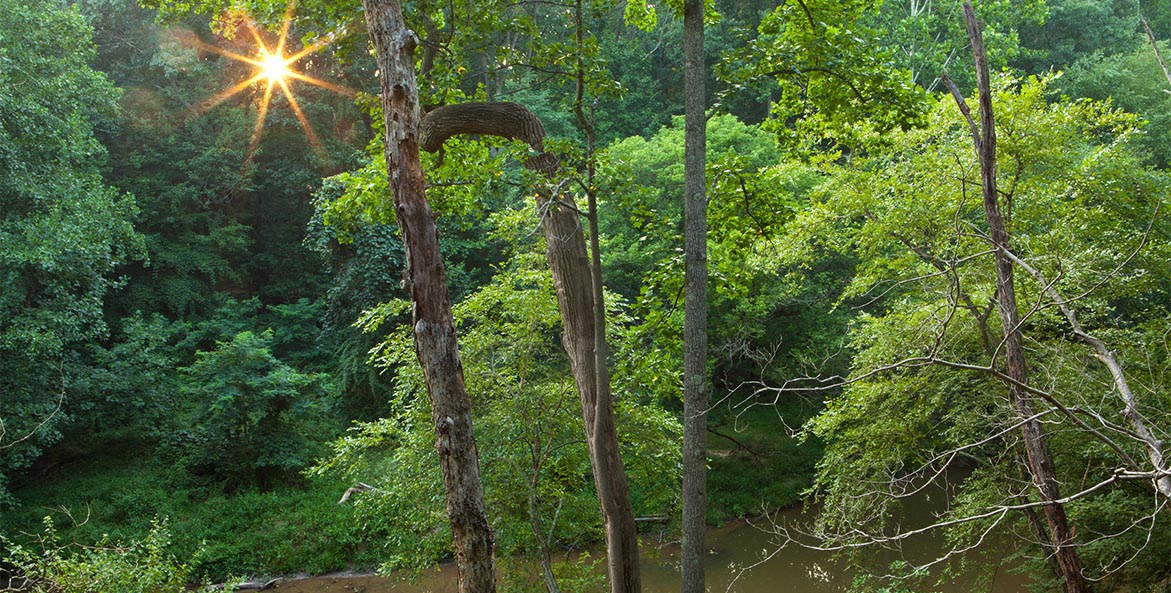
(259, 51), (292, 83)
(185, 4), (354, 158)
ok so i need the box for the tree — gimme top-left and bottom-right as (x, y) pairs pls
(1060, 39), (1171, 168)
(680, 0), (708, 590)
(313, 235), (680, 591)
(946, 5), (1086, 589)
(862, 0), (1046, 92)
(167, 330), (325, 490)
(0, 0), (143, 503)
(417, 98), (645, 593)
(1016, 0), (1143, 75)
(769, 71), (1171, 593)
(718, 0), (928, 152)
(360, 1), (497, 591)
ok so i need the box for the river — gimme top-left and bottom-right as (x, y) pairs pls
(259, 498), (1031, 593)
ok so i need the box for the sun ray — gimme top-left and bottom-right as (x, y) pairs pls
(275, 0), (297, 58)
(282, 34), (336, 63)
(197, 74), (266, 114)
(284, 70), (357, 97)
(247, 80), (277, 158)
(184, 35), (266, 68)
(191, 3), (355, 163)
(242, 17), (267, 52)
(277, 77), (322, 151)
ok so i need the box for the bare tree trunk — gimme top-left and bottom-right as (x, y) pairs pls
(958, 4), (1089, 592)
(680, 0), (708, 589)
(541, 198), (642, 593)
(417, 98), (641, 593)
(360, 2), (495, 592)
(1141, 16), (1171, 93)
(569, 1), (642, 589)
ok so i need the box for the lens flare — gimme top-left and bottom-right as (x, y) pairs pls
(260, 51), (291, 83)
(184, 2), (355, 161)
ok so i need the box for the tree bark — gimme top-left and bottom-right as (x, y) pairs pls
(541, 196), (642, 593)
(680, 0), (708, 590)
(959, 4), (1089, 592)
(569, 1), (642, 588)
(418, 100), (641, 593)
(360, 2), (496, 592)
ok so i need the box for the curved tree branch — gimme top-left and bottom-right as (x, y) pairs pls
(419, 102), (560, 175)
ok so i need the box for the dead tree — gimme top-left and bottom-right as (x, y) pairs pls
(945, 4), (1089, 591)
(360, 2), (496, 592)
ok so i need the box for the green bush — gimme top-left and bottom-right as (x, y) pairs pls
(165, 330), (327, 490)
(1, 517), (192, 593)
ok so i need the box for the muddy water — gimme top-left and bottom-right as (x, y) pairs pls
(265, 498), (1030, 593)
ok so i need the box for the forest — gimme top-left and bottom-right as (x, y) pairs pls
(1, 0), (1170, 591)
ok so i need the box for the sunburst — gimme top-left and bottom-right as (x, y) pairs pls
(186, 2), (354, 158)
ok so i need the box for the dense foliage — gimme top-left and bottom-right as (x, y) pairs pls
(0, 0), (143, 504)
(2, 0), (1170, 590)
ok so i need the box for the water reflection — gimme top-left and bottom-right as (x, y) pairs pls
(640, 506), (1030, 593)
(270, 503), (1030, 593)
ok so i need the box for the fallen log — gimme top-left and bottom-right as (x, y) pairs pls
(204, 577), (283, 591)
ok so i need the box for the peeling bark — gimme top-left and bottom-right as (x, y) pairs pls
(360, 2), (496, 592)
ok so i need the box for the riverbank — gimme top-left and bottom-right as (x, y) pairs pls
(209, 504), (1032, 593)
(1, 405), (819, 584)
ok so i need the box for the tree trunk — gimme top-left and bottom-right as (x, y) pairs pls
(680, 0), (708, 590)
(568, 1), (642, 588)
(541, 197), (642, 593)
(1142, 16), (1171, 93)
(360, 2), (496, 592)
(417, 99), (641, 593)
(959, 4), (1089, 592)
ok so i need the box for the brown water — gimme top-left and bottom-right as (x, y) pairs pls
(263, 500), (1030, 593)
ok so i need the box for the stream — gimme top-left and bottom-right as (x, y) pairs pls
(260, 494), (1031, 593)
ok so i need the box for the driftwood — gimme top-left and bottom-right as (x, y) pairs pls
(204, 577), (283, 591)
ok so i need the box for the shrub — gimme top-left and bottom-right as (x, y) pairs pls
(1, 517), (192, 593)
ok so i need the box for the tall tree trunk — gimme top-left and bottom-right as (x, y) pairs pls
(680, 0), (708, 590)
(417, 98), (641, 593)
(563, 2), (643, 586)
(541, 198), (642, 593)
(958, 4), (1089, 592)
(360, 3), (496, 593)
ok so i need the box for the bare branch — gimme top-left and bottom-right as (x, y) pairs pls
(998, 244), (1171, 497)
(0, 360), (66, 451)
(1142, 16), (1171, 93)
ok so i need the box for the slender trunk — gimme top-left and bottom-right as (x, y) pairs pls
(1015, 452), (1063, 580)
(1141, 16), (1171, 92)
(541, 195), (641, 593)
(566, 3), (642, 589)
(529, 451), (563, 593)
(361, 2), (495, 592)
(680, 0), (708, 590)
(960, 5), (1088, 592)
